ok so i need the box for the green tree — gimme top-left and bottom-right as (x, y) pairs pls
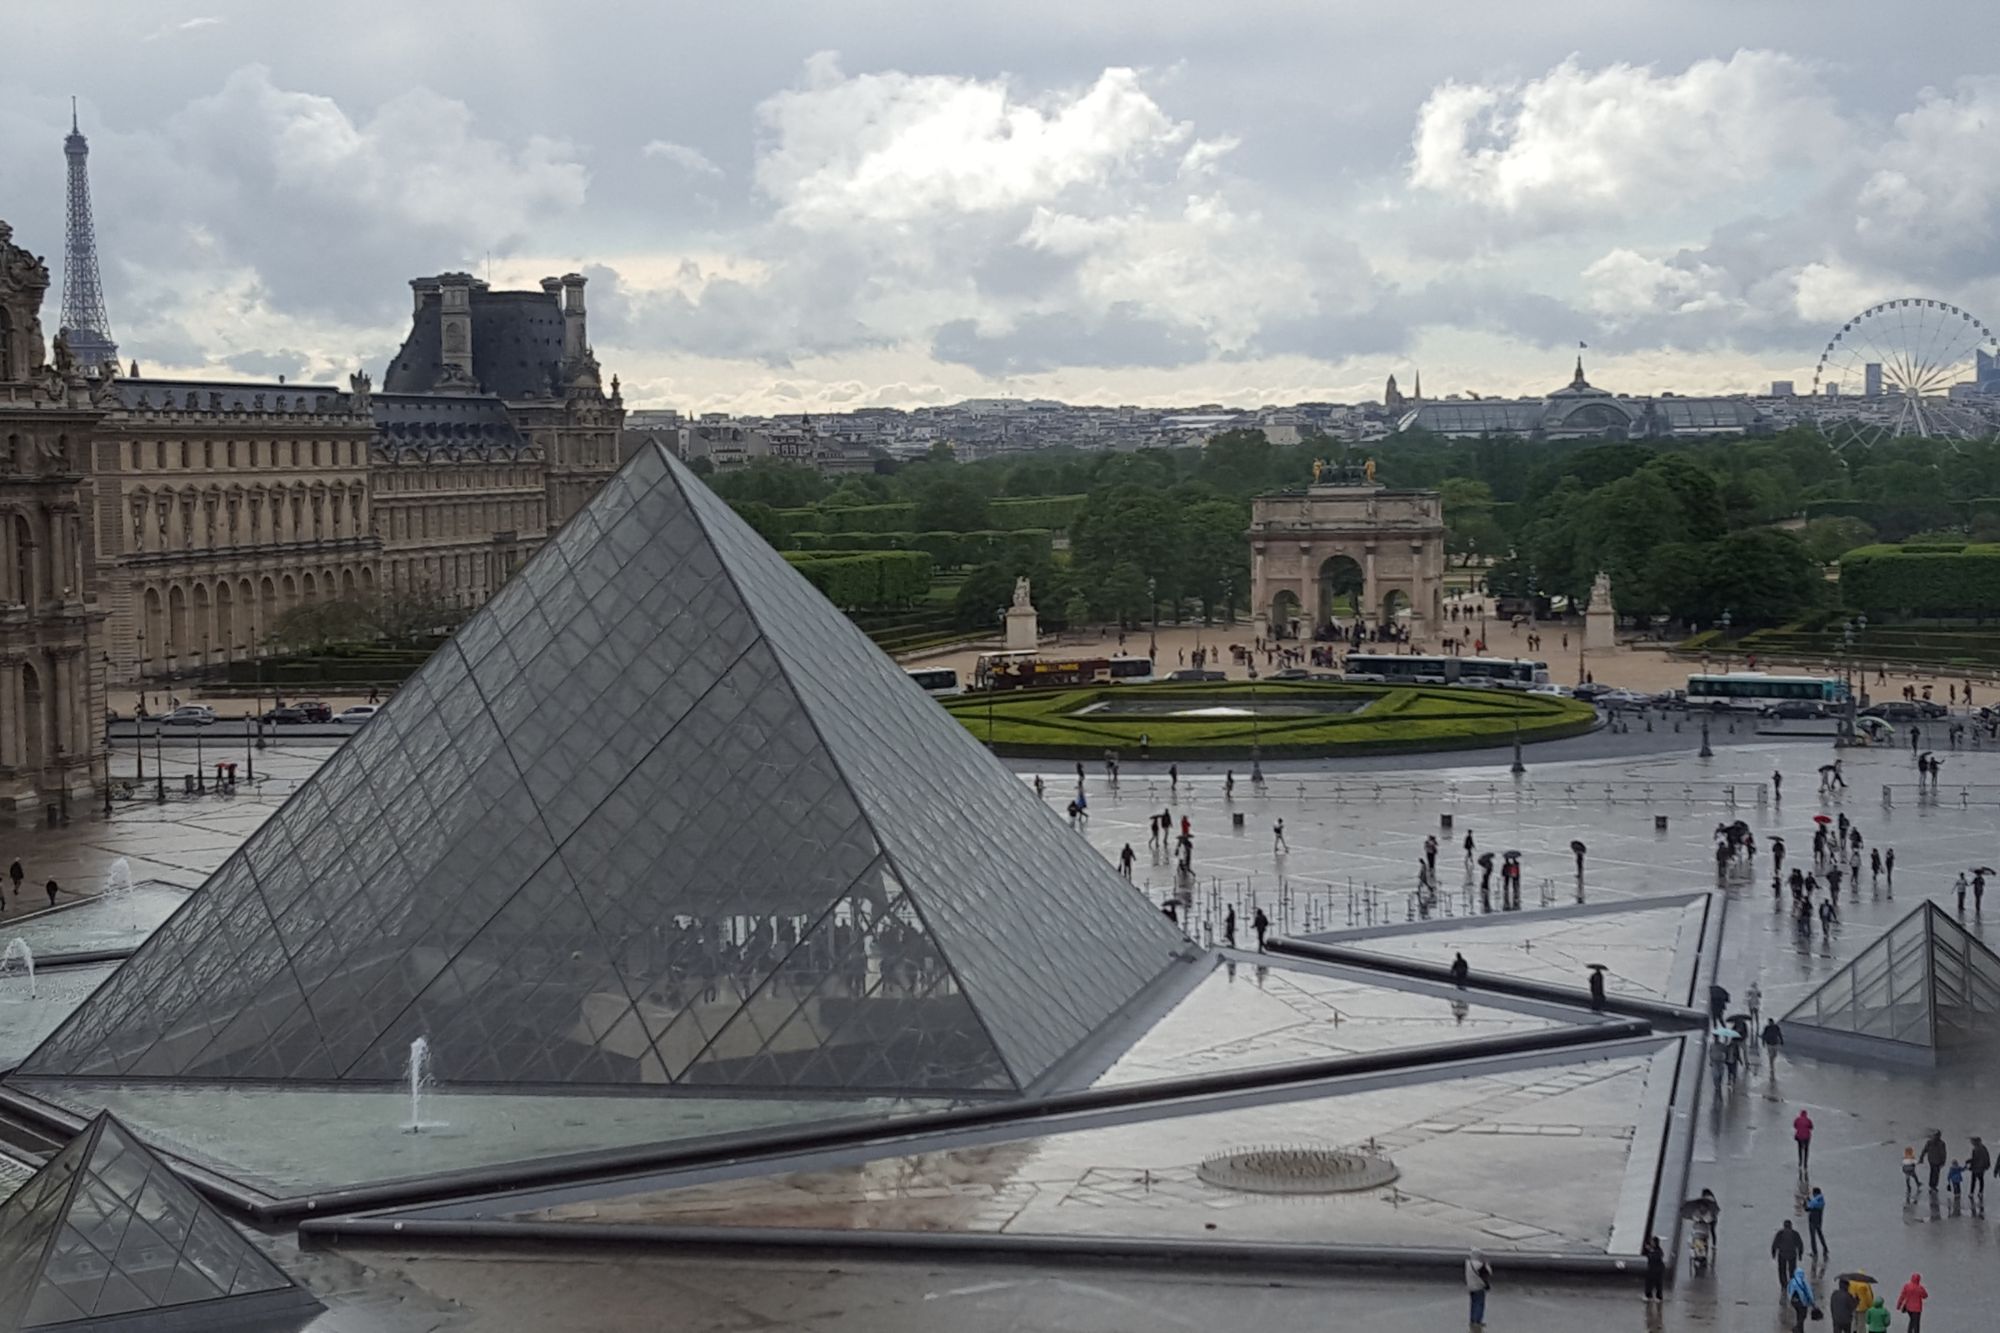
(707, 459), (828, 509)
(1696, 530), (1822, 624)
(366, 583), (465, 644)
(951, 563), (1016, 630)
(911, 477), (992, 532)
(267, 597), (375, 653)
(729, 500), (789, 549)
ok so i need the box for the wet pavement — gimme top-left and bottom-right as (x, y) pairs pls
(4, 726), (2000, 1327)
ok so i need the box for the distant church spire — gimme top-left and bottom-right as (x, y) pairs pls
(1413, 368), (1422, 402)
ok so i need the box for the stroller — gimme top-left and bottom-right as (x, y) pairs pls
(1680, 1190), (1720, 1275)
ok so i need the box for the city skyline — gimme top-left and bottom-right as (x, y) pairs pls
(2, 3), (1998, 414)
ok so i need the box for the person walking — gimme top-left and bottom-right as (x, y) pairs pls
(1449, 952), (1469, 987)
(1773, 769), (1783, 802)
(1464, 1249), (1491, 1326)
(1118, 844), (1135, 880)
(1903, 1146), (1921, 1200)
(1641, 1234), (1665, 1301)
(1969, 1135), (1989, 1202)
(1763, 1018), (1784, 1072)
(6, 860), (20, 898)
(1587, 966), (1606, 1011)
(43, 880), (56, 910)
(1922, 1129), (1949, 1192)
(1795, 1109), (1815, 1175)
(1223, 906), (1236, 949)
(1272, 818), (1288, 854)
(1746, 981), (1763, 1038)
(1885, 847), (1896, 887)
(1772, 1218), (1805, 1291)
(1252, 907), (1270, 954)
(1830, 1279), (1858, 1333)
(1786, 1263), (1816, 1333)
(1865, 1295), (1890, 1333)
(1896, 1273), (1927, 1332)
(1805, 1185), (1828, 1259)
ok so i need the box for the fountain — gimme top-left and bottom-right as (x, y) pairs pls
(0, 940), (35, 999)
(403, 1036), (444, 1133)
(102, 858), (137, 932)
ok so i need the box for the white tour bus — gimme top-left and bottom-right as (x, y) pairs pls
(1684, 672), (1848, 712)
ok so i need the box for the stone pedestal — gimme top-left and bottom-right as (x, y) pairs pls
(1585, 570), (1617, 651)
(1005, 605), (1039, 651)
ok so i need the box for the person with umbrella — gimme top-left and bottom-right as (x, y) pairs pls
(1570, 839), (1586, 877)
(1830, 1271), (1879, 1333)
(1476, 851), (1495, 912)
(1586, 963), (1606, 1010)
(1839, 1273), (1877, 1330)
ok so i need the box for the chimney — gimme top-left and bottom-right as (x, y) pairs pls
(561, 273), (587, 364)
(436, 272), (477, 385)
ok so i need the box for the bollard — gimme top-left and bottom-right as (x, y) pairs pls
(1440, 813), (1454, 830)
(1655, 815), (1669, 831)
(44, 804), (58, 829)
(1231, 811), (1245, 828)
(1882, 785), (1893, 808)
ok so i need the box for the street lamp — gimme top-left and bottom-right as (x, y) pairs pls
(1719, 609), (1733, 674)
(1146, 575), (1158, 663)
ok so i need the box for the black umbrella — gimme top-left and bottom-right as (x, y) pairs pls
(1834, 1270), (1879, 1286)
(1477, 852), (1495, 869)
(1974, 867), (1996, 876)
(1503, 849), (1522, 858)
(1587, 963), (1609, 972)
(1570, 840), (1587, 855)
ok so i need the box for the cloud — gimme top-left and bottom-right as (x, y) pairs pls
(641, 139), (722, 177)
(1408, 51), (1841, 228)
(144, 16), (221, 41)
(755, 54), (1189, 226)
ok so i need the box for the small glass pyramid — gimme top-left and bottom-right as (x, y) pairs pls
(0, 1112), (315, 1330)
(1782, 901), (2000, 1053)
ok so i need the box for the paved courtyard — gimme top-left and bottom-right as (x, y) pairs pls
(4, 725), (2000, 1329)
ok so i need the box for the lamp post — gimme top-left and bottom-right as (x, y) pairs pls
(1719, 609), (1733, 674)
(987, 605), (1005, 747)
(1146, 576), (1158, 663)
(153, 722), (165, 804)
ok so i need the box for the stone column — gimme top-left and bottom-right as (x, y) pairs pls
(1362, 544), (1378, 625)
(0, 508), (15, 606)
(0, 659), (19, 768)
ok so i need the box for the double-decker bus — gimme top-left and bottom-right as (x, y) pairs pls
(972, 651), (1154, 690)
(1342, 653), (1550, 688)
(1685, 672), (1848, 712)
(905, 666), (962, 696)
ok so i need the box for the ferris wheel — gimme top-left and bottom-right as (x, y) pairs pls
(1810, 298), (1998, 450)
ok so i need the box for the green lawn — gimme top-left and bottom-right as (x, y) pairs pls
(941, 681), (1596, 759)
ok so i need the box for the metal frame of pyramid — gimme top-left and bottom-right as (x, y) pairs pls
(0, 1112), (316, 1331)
(16, 442), (1188, 1104)
(1780, 900), (2000, 1065)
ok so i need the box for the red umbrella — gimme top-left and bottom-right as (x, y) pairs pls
(1813, 815), (1833, 825)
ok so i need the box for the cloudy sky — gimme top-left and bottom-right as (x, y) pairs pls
(3, 1), (1997, 413)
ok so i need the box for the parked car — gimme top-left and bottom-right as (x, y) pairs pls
(1860, 701), (1926, 723)
(1572, 682), (1613, 702)
(1527, 684), (1572, 697)
(1269, 667), (1311, 680)
(1762, 701), (1830, 720)
(260, 706), (309, 725)
(294, 700), (334, 723)
(334, 705), (378, 725)
(1165, 669), (1227, 682)
(1593, 689), (1648, 710)
(161, 705), (216, 726)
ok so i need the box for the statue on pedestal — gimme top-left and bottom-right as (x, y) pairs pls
(1012, 575), (1033, 610)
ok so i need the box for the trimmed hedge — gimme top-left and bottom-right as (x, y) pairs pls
(1840, 544), (2000, 617)
(988, 495), (1086, 531)
(789, 528), (1052, 568)
(783, 550), (933, 608)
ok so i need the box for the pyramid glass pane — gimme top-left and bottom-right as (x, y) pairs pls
(18, 444), (1181, 1105)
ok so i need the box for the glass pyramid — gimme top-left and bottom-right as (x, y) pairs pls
(0, 1112), (312, 1331)
(1782, 901), (2000, 1051)
(19, 443), (1185, 1098)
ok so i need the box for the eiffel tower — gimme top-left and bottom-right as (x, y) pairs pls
(60, 98), (118, 373)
